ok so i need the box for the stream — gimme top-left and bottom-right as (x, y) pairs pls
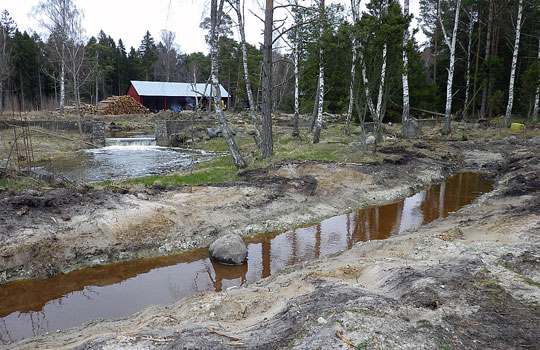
(39, 134), (215, 183)
(0, 172), (493, 344)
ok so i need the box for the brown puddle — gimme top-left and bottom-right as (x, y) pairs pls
(0, 172), (493, 344)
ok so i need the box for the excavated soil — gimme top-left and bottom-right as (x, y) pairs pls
(2, 136), (540, 349)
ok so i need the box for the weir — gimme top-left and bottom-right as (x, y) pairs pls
(0, 172), (493, 344)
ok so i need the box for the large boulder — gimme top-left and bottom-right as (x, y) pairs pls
(366, 135), (376, 145)
(529, 135), (540, 145)
(402, 119), (420, 139)
(209, 234), (248, 266)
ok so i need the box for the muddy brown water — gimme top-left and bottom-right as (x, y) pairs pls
(0, 172), (493, 344)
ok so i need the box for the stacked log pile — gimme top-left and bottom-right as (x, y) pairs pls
(59, 103), (98, 115)
(97, 96), (149, 115)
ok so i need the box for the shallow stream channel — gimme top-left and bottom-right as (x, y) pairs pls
(39, 132), (215, 183)
(0, 172), (493, 344)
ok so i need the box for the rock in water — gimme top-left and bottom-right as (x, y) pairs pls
(209, 234), (248, 265)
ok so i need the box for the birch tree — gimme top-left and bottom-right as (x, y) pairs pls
(463, 6), (476, 120)
(155, 30), (178, 82)
(261, 0), (274, 158)
(36, 0), (72, 114)
(63, 5), (88, 134)
(504, 0), (524, 128)
(401, 0), (410, 136)
(358, 0), (389, 143)
(438, 0), (461, 135)
(344, 0), (361, 135)
(292, 0), (301, 137)
(533, 27), (540, 125)
(229, 0), (262, 144)
(313, 0), (326, 144)
(209, 0), (246, 168)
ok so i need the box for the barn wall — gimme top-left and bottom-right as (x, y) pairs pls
(127, 85), (141, 103)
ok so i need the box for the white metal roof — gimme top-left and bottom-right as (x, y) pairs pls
(131, 81), (229, 98)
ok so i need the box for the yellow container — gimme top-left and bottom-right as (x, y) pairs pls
(510, 123), (525, 131)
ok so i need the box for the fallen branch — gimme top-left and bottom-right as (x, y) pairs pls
(336, 331), (355, 347)
(208, 328), (243, 341)
(141, 336), (173, 343)
(219, 341), (247, 346)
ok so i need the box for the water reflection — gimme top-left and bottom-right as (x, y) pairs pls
(0, 172), (492, 344)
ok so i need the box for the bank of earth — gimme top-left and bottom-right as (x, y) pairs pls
(2, 135), (540, 349)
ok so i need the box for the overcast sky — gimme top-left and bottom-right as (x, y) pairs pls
(3, 0), (425, 54)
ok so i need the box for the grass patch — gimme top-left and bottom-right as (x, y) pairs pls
(0, 127), (89, 164)
(501, 261), (540, 289)
(96, 156), (240, 189)
(0, 175), (46, 192)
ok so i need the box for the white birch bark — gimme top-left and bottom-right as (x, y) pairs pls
(313, 0), (325, 144)
(309, 76), (319, 133)
(504, 0), (524, 128)
(60, 48), (65, 113)
(234, 0), (261, 143)
(463, 10), (474, 119)
(292, 32), (300, 136)
(440, 0), (461, 135)
(312, 53), (324, 143)
(345, 0), (361, 135)
(375, 43), (387, 142)
(401, 0), (410, 136)
(345, 40), (357, 135)
(210, 0), (246, 168)
(533, 28), (540, 125)
(359, 43), (376, 119)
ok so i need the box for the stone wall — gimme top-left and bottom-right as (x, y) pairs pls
(155, 120), (216, 146)
(0, 120), (106, 147)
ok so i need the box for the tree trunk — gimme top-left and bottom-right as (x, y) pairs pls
(441, 0), (461, 136)
(533, 28), (540, 125)
(480, 0), (493, 118)
(473, 16), (482, 118)
(345, 38), (357, 135)
(433, 1), (439, 85)
(401, 0), (410, 137)
(60, 44), (65, 114)
(487, 10), (500, 119)
(95, 52), (99, 107)
(234, 0), (261, 144)
(38, 63), (43, 110)
(261, 0), (274, 158)
(504, 0), (524, 128)
(375, 43), (387, 142)
(359, 42), (376, 122)
(0, 80), (3, 115)
(74, 76), (83, 135)
(210, 0), (246, 168)
(309, 76), (319, 133)
(313, 0), (325, 144)
(293, 27), (300, 137)
(463, 9), (474, 120)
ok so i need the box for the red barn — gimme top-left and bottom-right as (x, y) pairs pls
(127, 81), (230, 112)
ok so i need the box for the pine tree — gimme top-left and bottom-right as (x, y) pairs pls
(139, 31), (157, 81)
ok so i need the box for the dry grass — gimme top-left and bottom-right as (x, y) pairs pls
(0, 127), (89, 165)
